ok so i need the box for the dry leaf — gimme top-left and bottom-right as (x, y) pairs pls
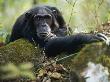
(49, 72), (62, 79)
(38, 69), (46, 77)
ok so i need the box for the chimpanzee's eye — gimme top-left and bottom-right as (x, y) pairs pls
(36, 16), (40, 20)
(44, 14), (51, 19)
(33, 15), (40, 20)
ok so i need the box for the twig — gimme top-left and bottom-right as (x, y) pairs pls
(56, 53), (77, 62)
(97, 0), (104, 9)
(65, 0), (77, 26)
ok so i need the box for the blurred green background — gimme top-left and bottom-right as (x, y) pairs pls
(0, 0), (110, 43)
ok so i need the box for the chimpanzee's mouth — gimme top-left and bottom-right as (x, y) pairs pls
(39, 32), (50, 39)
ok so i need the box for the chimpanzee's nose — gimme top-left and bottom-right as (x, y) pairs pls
(41, 24), (46, 27)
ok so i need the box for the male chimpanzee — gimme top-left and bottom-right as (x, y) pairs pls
(10, 5), (109, 57)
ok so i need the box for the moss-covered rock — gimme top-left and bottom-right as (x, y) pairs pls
(61, 42), (110, 72)
(68, 42), (107, 71)
(0, 39), (42, 64)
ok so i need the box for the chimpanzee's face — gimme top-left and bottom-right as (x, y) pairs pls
(33, 8), (53, 39)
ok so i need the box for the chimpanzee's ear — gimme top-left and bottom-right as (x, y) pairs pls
(48, 6), (67, 28)
(51, 7), (61, 15)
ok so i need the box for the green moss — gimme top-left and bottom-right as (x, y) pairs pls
(96, 55), (110, 72)
(0, 39), (42, 64)
(60, 42), (110, 73)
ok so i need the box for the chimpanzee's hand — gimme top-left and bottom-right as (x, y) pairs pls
(96, 33), (110, 46)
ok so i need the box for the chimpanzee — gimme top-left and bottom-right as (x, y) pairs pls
(10, 5), (109, 57)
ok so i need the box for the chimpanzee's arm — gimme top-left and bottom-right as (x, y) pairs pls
(44, 33), (104, 57)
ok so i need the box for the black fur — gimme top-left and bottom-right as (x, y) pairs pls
(10, 6), (67, 47)
(10, 6), (108, 57)
(44, 33), (104, 57)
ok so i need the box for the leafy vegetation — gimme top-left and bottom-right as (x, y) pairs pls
(0, 0), (110, 43)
